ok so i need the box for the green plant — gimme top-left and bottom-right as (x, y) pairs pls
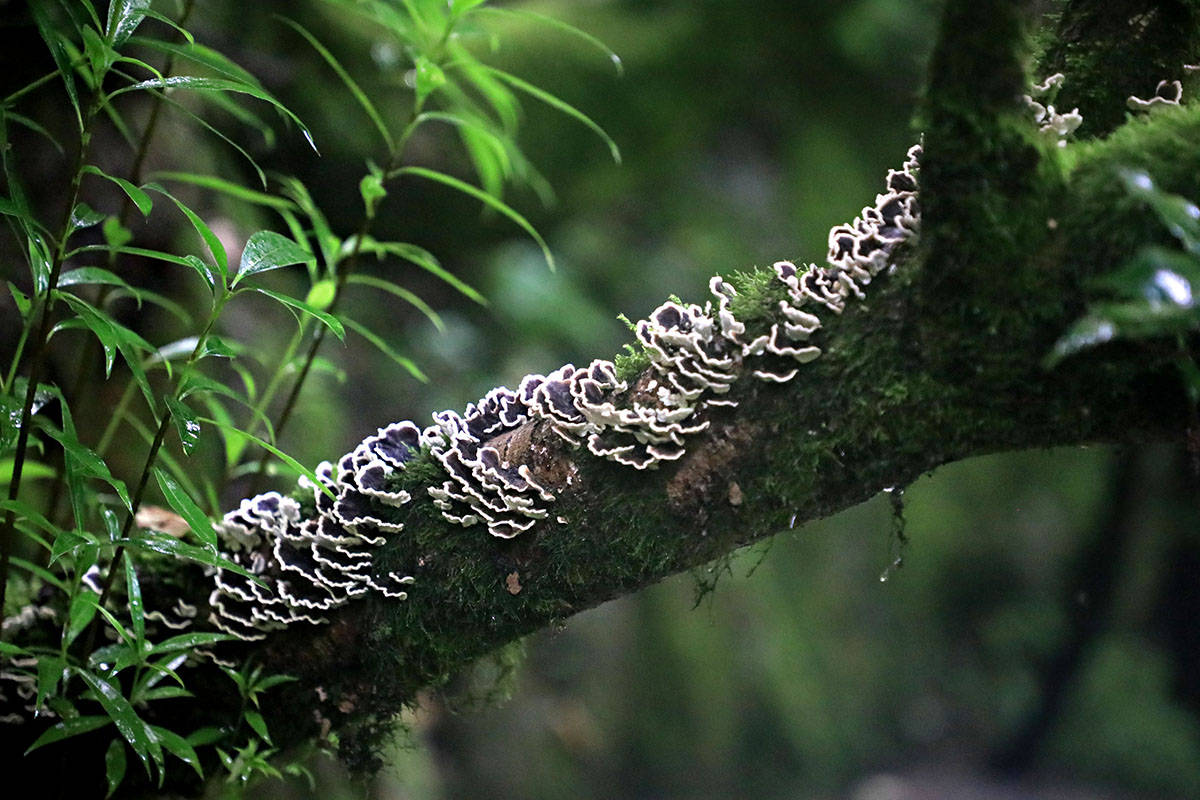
(0, 0), (616, 792)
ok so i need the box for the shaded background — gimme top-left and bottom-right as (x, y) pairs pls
(4, 0), (1200, 798)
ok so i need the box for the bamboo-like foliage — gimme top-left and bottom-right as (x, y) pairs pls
(0, 0), (617, 792)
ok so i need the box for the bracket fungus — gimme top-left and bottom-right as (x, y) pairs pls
(1128, 79), (1184, 111)
(1023, 74), (1082, 146)
(207, 422), (421, 642)
(0, 142), (925, 697)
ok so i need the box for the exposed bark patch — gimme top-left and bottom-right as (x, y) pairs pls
(666, 422), (758, 512)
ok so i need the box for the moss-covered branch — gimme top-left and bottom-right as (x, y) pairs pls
(5, 3), (1200, 794)
(264, 104), (1200, 774)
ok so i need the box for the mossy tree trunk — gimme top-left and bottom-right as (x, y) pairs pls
(6, 0), (1200, 793)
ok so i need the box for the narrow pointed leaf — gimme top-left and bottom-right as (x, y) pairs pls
(148, 186), (228, 285)
(164, 395), (201, 455)
(392, 167), (554, 270)
(105, 0), (150, 46)
(153, 467), (215, 547)
(480, 66), (620, 163)
(82, 164), (152, 216)
(249, 287), (344, 339)
(278, 17), (393, 153)
(105, 739), (128, 798)
(124, 551), (144, 645)
(75, 669), (161, 775)
(25, 715), (111, 754)
(199, 417), (333, 499)
(343, 316), (428, 382)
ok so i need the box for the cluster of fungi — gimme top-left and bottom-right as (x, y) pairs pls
(3, 66), (1192, 720)
(201, 141), (925, 640)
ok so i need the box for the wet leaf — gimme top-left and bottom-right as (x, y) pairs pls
(234, 230), (314, 286)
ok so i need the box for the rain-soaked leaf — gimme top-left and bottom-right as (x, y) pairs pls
(164, 395), (201, 455)
(233, 230), (314, 286)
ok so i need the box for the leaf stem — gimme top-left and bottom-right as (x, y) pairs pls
(0, 91), (105, 619)
(78, 298), (223, 656)
(45, 0), (199, 524)
(247, 111), (425, 492)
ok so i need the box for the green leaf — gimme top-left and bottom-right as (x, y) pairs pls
(28, 230), (52, 294)
(54, 292), (157, 413)
(476, 6), (623, 75)
(164, 395), (201, 456)
(278, 176), (340, 268)
(75, 669), (162, 777)
(10, 555), (70, 592)
(393, 166), (555, 270)
(105, 739), (128, 798)
(82, 25), (117, 87)
(355, 237), (485, 304)
(343, 316), (428, 382)
(36, 654), (66, 712)
(147, 186), (229, 286)
(124, 551), (144, 645)
(137, 9), (194, 43)
(152, 171), (294, 211)
(148, 632), (238, 656)
(26, 715), (111, 754)
(412, 110), (512, 195)
(0, 458), (56, 485)
(234, 230), (314, 287)
(413, 55), (447, 105)
(7, 281), (31, 317)
(138, 686), (192, 702)
(60, 266), (142, 303)
(277, 17), (393, 154)
(70, 201), (107, 235)
(346, 274), (444, 331)
(37, 420), (132, 515)
(479, 65), (620, 164)
(200, 335), (238, 359)
(5, 110), (66, 155)
(199, 416), (333, 499)
(249, 287), (345, 340)
(150, 725), (203, 778)
(245, 710), (271, 744)
(187, 727), (227, 747)
(153, 468), (215, 547)
(82, 164), (152, 216)
(1096, 244), (1200, 303)
(126, 37), (258, 86)
(69, 244), (216, 293)
(151, 92), (270, 187)
(102, 216), (132, 248)
(126, 527), (257, 579)
(29, 0), (81, 128)
(66, 592), (101, 647)
(105, 0), (150, 47)
(111, 76), (317, 153)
